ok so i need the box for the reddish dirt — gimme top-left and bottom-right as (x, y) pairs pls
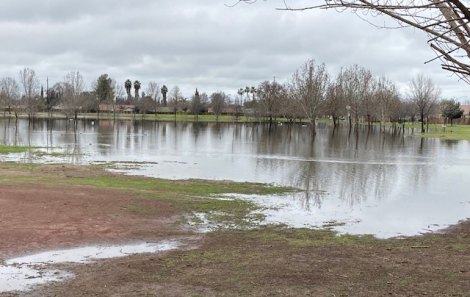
(0, 184), (186, 259)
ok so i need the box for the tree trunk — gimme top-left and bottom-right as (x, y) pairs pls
(310, 118), (316, 135)
(421, 113), (425, 133)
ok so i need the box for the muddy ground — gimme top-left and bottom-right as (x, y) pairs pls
(0, 164), (469, 296)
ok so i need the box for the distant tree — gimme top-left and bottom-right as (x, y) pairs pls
(210, 91), (226, 122)
(324, 79), (345, 128)
(136, 96), (155, 119)
(62, 71), (85, 120)
(0, 77), (20, 117)
(124, 79), (132, 101)
(191, 88), (204, 120)
(280, 85), (301, 123)
(291, 59), (329, 134)
(341, 65), (374, 127)
(169, 86), (183, 120)
(18, 68), (41, 120)
(409, 74), (440, 133)
(145, 81), (160, 102)
(374, 76), (400, 128)
(250, 86), (257, 101)
(115, 83), (126, 103)
(161, 85), (168, 106)
(95, 74), (114, 104)
(441, 99), (464, 126)
(257, 80), (284, 124)
(79, 91), (97, 113)
(134, 80), (141, 100)
(94, 74), (115, 117)
(237, 88), (245, 104)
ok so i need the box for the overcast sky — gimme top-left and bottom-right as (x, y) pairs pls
(0, 0), (468, 101)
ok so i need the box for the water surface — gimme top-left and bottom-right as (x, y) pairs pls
(1, 119), (469, 237)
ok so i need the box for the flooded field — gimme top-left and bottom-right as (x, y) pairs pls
(1, 118), (469, 238)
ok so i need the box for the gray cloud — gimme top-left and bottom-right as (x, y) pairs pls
(0, 0), (467, 100)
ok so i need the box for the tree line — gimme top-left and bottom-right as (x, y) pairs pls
(0, 62), (465, 133)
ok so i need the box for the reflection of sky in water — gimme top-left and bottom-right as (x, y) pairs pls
(1, 119), (469, 238)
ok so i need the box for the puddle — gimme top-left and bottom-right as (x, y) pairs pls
(193, 193), (470, 239)
(0, 241), (180, 293)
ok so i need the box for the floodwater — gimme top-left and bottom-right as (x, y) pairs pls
(1, 118), (470, 238)
(0, 241), (180, 292)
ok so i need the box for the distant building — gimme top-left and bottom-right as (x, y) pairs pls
(461, 104), (470, 118)
(99, 104), (135, 113)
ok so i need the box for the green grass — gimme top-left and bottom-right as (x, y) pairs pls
(64, 175), (291, 196)
(0, 144), (33, 154)
(418, 124), (470, 141)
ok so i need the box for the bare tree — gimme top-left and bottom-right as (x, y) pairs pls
(280, 85), (302, 123)
(340, 65), (374, 127)
(115, 83), (126, 102)
(62, 71), (85, 120)
(409, 74), (441, 133)
(145, 81), (160, 102)
(257, 80), (285, 124)
(169, 86), (183, 120)
(210, 91), (226, 122)
(374, 76), (400, 129)
(291, 59), (329, 134)
(0, 77), (20, 117)
(238, 1), (470, 83)
(19, 68), (41, 120)
(323, 71), (346, 127)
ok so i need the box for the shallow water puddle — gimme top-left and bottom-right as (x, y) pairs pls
(196, 193), (470, 239)
(0, 241), (180, 292)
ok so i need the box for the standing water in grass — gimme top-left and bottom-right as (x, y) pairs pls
(0, 118), (469, 238)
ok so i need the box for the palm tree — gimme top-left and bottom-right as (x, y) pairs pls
(161, 85), (168, 106)
(124, 79), (132, 101)
(134, 80), (141, 100)
(250, 86), (256, 101)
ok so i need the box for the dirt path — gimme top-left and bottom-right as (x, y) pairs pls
(0, 184), (187, 260)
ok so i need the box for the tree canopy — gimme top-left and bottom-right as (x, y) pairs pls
(441, 98), (464, 125)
